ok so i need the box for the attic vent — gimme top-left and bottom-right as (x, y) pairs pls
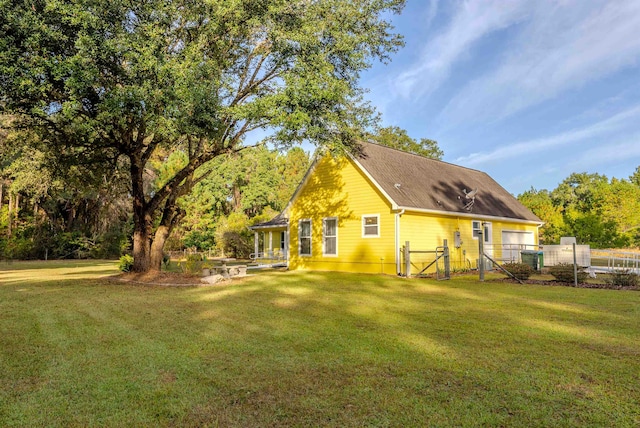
(394, 183), (401, 189)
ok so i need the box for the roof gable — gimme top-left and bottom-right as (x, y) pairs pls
(352, 142), (541, 222)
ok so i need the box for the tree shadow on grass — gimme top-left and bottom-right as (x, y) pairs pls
(173, 270), (640, 425)
(3, 266), (639, 426)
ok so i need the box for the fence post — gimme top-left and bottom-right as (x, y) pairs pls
(573, 243), (578, 286)
(478, 228), (484, 282)
(405, 241), (411, 278)
(443, 239), (450, 279)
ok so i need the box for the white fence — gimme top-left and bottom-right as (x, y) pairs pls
(486, 244), (640, 275)
(590, 249), (640, 275)
(166, 249), (218, 260)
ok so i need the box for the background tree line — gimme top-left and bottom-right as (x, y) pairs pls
(518, 167), (640, 248)
(1, 122), (442, 260)
(0, 133), (310, 260)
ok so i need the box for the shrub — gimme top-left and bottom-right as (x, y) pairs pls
(606, 270), (639, 287)
(2, 237), (36, 260)
(215, 212), (253, 258)
(118, 254), (134, 272)
(549, 263), (588, 284)
(162, 253), (171, 270)
(501, 262), (534, 280)
(185, 253), (203, 262)
(178, 253), (203, 274)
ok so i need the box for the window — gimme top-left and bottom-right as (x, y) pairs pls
(323, 217), (338, 256)
(472, 221), (481, 239)
(362, 214), (380, 238)
(299, 219), (311, 256)
(472, 221), (491, 243)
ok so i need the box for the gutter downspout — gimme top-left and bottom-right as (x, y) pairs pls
(395, 209), (405, 275)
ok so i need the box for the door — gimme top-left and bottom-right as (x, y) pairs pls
(483, 222), (493, 258)
(502, 231), (535, 262)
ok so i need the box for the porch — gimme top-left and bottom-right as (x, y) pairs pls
(249, 216), (289, 268)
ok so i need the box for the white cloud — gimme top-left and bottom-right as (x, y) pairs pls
(440, 0), (640, 124)
(393, 0), (529, 99)
(568, 135), (640, 170)
(455, 104), (640, 166)
(423, 0), (440, 31)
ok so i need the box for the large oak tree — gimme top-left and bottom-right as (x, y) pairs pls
(1, 0), (404, 271)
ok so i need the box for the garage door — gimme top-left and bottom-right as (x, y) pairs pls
(501, 231), (535, 261)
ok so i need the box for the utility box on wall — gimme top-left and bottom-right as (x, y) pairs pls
(454, 231), (461, 248)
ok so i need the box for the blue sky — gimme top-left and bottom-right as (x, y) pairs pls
(360, 0), (640, 195)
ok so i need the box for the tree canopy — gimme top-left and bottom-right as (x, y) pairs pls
(1, 0), (405, 271)
(519, 171), (640, 248)
(371, 126), (443, 159)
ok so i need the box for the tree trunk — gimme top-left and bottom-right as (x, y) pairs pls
(150, 225), (170, 272)
(232, 182), (242, 212)
(131, 159), (152, 272)
(132, 228), (151, 272)
(7, 193), (13, 237)
(149, 202), (185, 271)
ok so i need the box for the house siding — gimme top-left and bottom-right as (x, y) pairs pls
(288, 155), (398, 274)
(399, 212), (539, 275)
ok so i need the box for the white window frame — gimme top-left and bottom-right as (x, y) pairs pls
(299, 219), (312, 256)
(472, 220), (481, 239)
(483, 222), (492, 244)
(323, 217), (338, 257)
(362, 214), (380, 238)
(472, 220), (491, 243)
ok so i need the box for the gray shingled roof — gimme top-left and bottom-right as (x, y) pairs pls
(249, 213), (288, 230)
(354, 142), (541, 222)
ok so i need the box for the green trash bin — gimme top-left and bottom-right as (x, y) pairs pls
(537, 251), (544, 270)
(521, 250), (538, 270)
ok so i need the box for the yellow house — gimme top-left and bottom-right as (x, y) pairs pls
(250, 142), (542, 276)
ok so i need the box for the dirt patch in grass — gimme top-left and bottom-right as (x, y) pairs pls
(108, 271), (202, 286)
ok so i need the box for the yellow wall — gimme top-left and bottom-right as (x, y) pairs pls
(399, 212), (539, 275)
(286, 154), (539, 276)
(288, 156), (398, 274)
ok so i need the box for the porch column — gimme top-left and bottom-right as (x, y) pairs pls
(269, 232), (273, 256)
(254, 232), (259, 257)
(284, 230), (289, 259)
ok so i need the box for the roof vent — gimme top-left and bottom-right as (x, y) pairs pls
(394, 183), (401, 189)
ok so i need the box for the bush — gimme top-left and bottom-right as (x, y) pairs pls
(2, 237), (36, 260)
(606, 270), (639, 287)
(118, 254), (134, 272)
(162, 253), (171, 270)
(90, 227), (131, 259)
(178, 253), (203, 274)
(501, 262), (534, 280)
(50, 232), (95, 259)
(215, 212), (253, 258)
(549, 263), (588, 284)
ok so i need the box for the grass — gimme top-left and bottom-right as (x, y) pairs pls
(1, 260), (639, 427)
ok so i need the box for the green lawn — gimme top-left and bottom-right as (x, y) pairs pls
(1, 261), (639, 427)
